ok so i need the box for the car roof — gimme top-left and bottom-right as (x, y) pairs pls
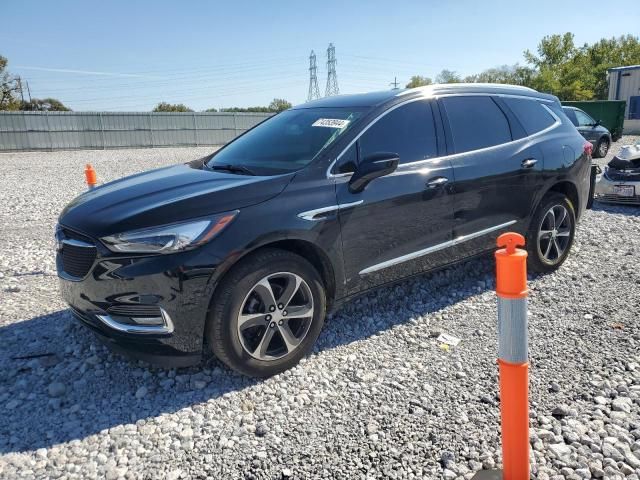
(293, 83), (558, 109)
(293, 90), (400, 109)
(562, 106), (590, 115)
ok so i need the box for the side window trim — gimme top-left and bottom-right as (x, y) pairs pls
(328, 93), (562, 177)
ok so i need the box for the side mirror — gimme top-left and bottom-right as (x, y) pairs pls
(348, 152), (399, 193)
(593, 119), (602, 127)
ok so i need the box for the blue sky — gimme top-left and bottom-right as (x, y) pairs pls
(3, 0), (639, 111)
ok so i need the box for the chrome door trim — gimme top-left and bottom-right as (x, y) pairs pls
(297, 200), (363, 221)
(359, 220), (517, 275)
(327, 93), (561, 179)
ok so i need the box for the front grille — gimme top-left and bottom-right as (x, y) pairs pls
(597, 194), (640, 205)
(107, 305), (162, 318)
(60, 228), (97, 278)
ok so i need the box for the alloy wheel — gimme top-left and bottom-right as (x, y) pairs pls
(598, 140), (609, 157)
(538, 205), (572, 263)
(237, 272), (314, 361)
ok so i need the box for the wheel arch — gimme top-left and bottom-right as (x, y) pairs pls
(206, 237), (338, 318)
(546, 181), (580, 216)
(529, 180), (581, 231)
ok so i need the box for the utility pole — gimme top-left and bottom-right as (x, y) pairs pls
(25, 80), (32, 102)
(17, 77), (25, 103)
(390, 77), (400, 89)
(307, 50), (321, 102)
(325, 43), (339, 97)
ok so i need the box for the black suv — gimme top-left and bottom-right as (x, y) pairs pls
(57, 84), (591, 376)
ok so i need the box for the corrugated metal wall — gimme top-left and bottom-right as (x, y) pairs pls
(607, 67), (640, 119)
(0, 111), (273, 152)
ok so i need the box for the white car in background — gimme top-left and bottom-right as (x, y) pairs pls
(595, 142), (640, 205)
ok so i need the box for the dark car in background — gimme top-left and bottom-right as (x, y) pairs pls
(562, 106), (612, 158)
(56, 84), (591, 377)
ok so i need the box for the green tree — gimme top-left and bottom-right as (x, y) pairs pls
(523, 33), (594, 100)
(268, 98), (292, 112)
(435, 69), (461, 83)
(152, 102), (193, 112)
(405, 75), (432, 88)
(583, 35), (640, 99)
(0, 55), (21, 111)
(220, 106), (270, 113)
(21, 97), (70, 111)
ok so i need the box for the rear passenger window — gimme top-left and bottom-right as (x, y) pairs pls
(359, 100), (438, 164)
(441, 96), (512, 153)
(503, 98), (555, 135)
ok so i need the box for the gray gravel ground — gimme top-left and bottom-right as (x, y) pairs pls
(0, 141), (639, 479)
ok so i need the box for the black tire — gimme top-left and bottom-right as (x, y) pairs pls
(594, 137), (609, 158)
(206, 248), (326, 377)
(526, 192), (576, 273)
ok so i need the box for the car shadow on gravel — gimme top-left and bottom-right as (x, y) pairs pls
(0, 255), (499, 454)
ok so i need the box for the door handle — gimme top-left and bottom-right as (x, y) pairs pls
(521, 158), (538, 169)
(426, 176), (449, 189)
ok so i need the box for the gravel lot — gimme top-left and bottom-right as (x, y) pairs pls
(0, 140), (639, 480)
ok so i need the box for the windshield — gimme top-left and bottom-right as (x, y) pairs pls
(207, 107), (366, 175)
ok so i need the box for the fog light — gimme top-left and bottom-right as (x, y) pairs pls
(96, 308), (174, 334)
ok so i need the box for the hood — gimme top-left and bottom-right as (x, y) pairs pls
(59, 163), (294, 238)
(608, 145), (640, 172)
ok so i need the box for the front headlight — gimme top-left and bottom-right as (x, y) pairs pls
(101, 211), (238, 254)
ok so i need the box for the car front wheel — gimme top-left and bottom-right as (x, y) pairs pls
(206, 248), (326, 377)
(526, 192), (576, 273)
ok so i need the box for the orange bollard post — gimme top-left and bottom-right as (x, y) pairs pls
(495, 232), (529, 480)
(473, 232), (529, 480)
(84, 163), (97, 189)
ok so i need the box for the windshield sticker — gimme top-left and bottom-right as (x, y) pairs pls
(312, 118), (350, 129)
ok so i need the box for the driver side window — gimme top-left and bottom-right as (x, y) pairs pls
(359, 100), (438, 164)
(575, 110), (594, 127)
(333, 100), (438, 174)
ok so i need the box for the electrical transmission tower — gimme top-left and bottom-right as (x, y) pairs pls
(307, 50), (321, 102)
(325, 43), (339, 96)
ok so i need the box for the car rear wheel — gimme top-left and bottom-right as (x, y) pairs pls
(594, 137), (609, 158)
(526, 192), (576, 273)
(206, 248), (326, 377)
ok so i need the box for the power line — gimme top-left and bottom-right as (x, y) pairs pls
(325, 43), (339, 96)
(307, 50), (321, 102)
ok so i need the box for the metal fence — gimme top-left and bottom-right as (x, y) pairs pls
(0, 111), (273, 152)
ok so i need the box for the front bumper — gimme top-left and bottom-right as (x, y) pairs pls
(594, 175), (640, 205)
(56, 226), (219, 367)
